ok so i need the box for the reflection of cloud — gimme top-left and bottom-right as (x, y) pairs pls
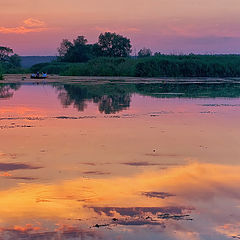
(0, 224), (100, 240)
(121, 161), (178, 166)
(88, 206), (192, 217)
(142, 192), (176, 199)
(117, 219), (165, 226)
(0, 162), (42, 171)
(0, 18), (48, 34)
(82, 171), (111, 175)
(217, 223), (240, 239)
(0, 172), (12, 177)
(1, 163), (240, 239)
(8, 176), (38, 181)
(145, 153), (181, 157)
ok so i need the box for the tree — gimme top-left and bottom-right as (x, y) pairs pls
(97, 32), (132, 57)
(0, 46), (13, 61)
(138, 48), (152, 58)
(0, 46), (21, 68)
(57, 39), (73, 58)
(9, 54), (21, 67)
(58, 36), (91, 62)
(73, 36), (88, 45)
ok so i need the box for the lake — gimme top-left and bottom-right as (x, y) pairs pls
(0, 79), (240, 239)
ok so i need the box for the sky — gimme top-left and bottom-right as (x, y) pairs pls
(0, 0), (240, 55)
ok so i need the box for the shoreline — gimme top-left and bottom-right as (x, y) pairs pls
(1, 74), (240, 84)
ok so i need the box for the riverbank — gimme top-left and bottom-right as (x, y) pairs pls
(1, 74), (240, 84)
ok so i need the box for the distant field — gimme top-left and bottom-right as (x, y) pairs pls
(20, 56), (57, 68)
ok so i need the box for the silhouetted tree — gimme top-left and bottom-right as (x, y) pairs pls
(58, 36), (92, 62)
(0, 46), (21, 68)
(138, 48), (152, 57)
(97, 32), (132, 57)
(0, 46), (13, 61)
(9, 54), (21, 67)
(58, 39), (73, 58)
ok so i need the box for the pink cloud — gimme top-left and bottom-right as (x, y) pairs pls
(0, 18), (48, 34)
(0, 26), (48, 34)
(23, 18), (45, 27)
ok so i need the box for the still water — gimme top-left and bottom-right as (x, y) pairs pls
(0, 80), (240, 239)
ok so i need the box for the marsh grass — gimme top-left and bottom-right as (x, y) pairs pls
(31, 54), (240, 78)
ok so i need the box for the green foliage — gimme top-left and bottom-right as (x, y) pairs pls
(57, 32), (132, 63)
(135, 54), (240, 77)
(9, 54), (21, 67)
(58, 36), (92, 63)
(30, 62), (70, 74)
(61, 58), (136, 76)
(0, 46), (13, 61)
(31, 54), (240, 77)
(97, 32), (132, 57)
(0, 46), (23, 73)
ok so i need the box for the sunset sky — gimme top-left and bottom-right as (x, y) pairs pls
(1, 0), (240, 55)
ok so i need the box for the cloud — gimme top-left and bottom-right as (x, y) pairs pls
(0, 26), (47, 34)
(23, 18), (45, 27)
(0, 18), (48, 34)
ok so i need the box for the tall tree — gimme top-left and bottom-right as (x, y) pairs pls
(58, 36), (91, 62)
(57, 39), (73, 58)
(97, 32), (132, 57)
(0, 47), (13, 61)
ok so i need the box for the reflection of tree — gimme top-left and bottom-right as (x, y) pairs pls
(135, 82), (240, 98)
(55, 84), (132, 114)
(54, 81), (240, 114)
(57, 85), (87, 111)
(94, 95), (131, 114)
(0, 84), (21, 99)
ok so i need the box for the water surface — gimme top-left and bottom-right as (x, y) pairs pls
(0, 80), (240, 239)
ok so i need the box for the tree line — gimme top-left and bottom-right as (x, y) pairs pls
(0, 46), (22, 77)
(58, 32), (154, 63)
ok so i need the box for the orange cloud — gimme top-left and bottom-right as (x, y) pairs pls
(23, 18), (45, 27)
(0, 26), (48, 34)
(0, 18), (48, 34)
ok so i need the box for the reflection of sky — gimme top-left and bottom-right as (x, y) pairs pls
(0, 84), (240, 239)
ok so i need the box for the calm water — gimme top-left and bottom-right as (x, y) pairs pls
(0, 81), (240, 240)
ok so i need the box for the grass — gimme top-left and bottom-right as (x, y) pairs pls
(31, 54), (240, 78)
